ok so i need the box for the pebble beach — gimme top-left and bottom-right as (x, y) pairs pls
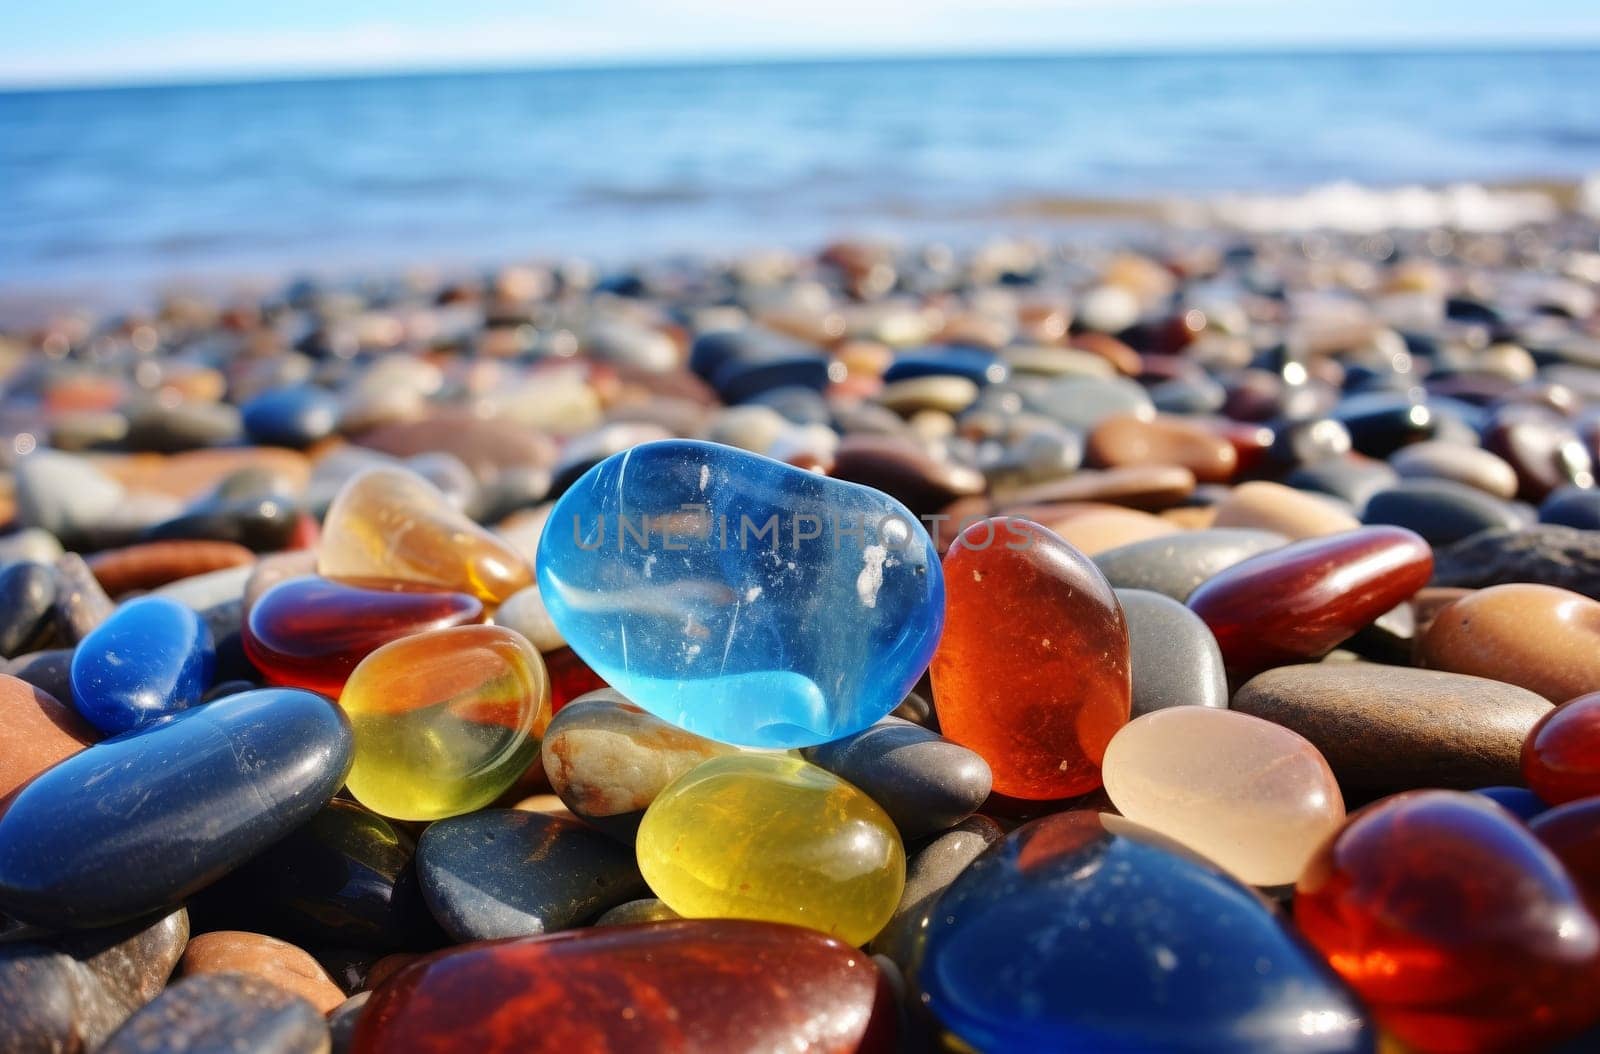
(6, 96), (1600, 1052)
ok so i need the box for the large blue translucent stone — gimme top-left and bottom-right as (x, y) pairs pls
(917, 811), (1374, 1054)
(537, 439), (944, 748)
(70, 595), (215, 736)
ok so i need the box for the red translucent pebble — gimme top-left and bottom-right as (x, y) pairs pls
(930, 517), (1130, 801)
(353, 919), (897, 1054)
(1186, 526), (1433, 678)
(1522, 692), (1600, 805)
(1531, 798), (1600, 913)
(1294, 790), (1600, 1054)
(544, 646), (608, 712)
(243, 575), (484, 696)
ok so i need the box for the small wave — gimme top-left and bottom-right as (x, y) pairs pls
(1167, 179), (1571, 232)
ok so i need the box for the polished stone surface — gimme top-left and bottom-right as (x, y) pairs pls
(0, 688), (352, 929)
(932, 516), (1130, 800)
(538, 439), (944, 748)
(1102, 707), (1344, 885)
(636, 753), (905, 946)
(919, 811), (1373, 1053)
(340, 624), (550, 821)
(1296, 791), (1600, 1053)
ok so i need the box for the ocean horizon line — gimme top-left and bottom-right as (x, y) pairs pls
(6, 40), (1600, 96)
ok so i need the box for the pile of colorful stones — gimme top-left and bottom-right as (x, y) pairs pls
(3, 217), (1600, 1053)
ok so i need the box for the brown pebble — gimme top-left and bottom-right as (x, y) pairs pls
(0, 674), (95, 805)
(1232, 664), (1552, 800)
(994, 465), (1195, 511)
(829, 434), (986, 518)
(89, 540), (256, 596)
(1086, 413), (1238, 483)
(1211, 480), (1360, 539)
(1418, 583), (1600, 703)
(180, 931), (346, 1014)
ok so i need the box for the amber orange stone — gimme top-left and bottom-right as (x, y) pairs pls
(1295, 791), (1600, 1054)
(1522, 692), (1600, 805)
(931, 517), (1130, 800)
(1086, 413), (1238, 483)
(244, 575), (484, 696)
(1187, 526), (1433, 678)
(319, 466), (533, 604)
(353, 920), (896, 1054)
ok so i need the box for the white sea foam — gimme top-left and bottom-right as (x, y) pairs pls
(1165, 178), (1582, 233)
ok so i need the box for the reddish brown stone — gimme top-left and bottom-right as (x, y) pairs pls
(1523, 692), (1600, 805)
(828, 434), (986, 519)
(1296, 791), (1600, 1053)
(1187, 526), (1433, 677)
(1531, 798), (1600, 915)
(88, 540), (256, 596)
(354, 920), (895, 1053)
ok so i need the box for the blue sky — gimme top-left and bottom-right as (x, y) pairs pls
(5, 0), (1600, 87)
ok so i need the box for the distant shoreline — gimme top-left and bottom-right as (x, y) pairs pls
(1, 175), (1594, 329)
(6, 43), (1600, 95)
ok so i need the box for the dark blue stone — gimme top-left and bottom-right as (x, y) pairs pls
(240, 386), (341, 448)
(1472, 785), (1549, 821)
(1361, 479), (1528, 547)
(1329, 393), (1436, 458)
(189, 798), (446, 952)
(712, 353), (830, 403)
(917, 811), (1374, 1054)
(0, 688), (353, 929)
(0, 560), (56, 658)
(70, 596), (216, 736)
(1540, 486), (1600, 530)
(883, 346), (1008, 386)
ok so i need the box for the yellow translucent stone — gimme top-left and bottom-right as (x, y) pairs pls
(1101, 706), (1345, 886)
(635, 753), (905, 946)
(318, 466), (532, 604)
(340, 624), (550, 821)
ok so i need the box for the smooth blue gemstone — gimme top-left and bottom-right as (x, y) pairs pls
(918, 812), (1374, 1054)
(71, 596), (216, 736)
(884, 345), (1008, 386)
(240, 385), (341, 448)
(537, 439), (944, 748)
(0, 688), (352, 929)
(1473, 785), (1549, 821)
